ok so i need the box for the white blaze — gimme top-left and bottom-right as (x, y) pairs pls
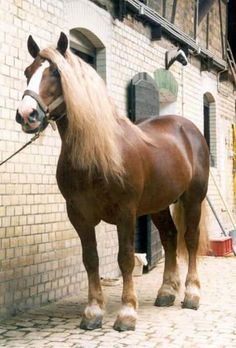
(18, 60), (50, 120)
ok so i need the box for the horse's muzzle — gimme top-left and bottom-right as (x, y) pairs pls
(15, 108), (48, 134)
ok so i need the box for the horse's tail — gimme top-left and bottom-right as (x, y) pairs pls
(172, 200), (209, 259)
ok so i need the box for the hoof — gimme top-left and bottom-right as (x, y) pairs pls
(80, 316), (103, 330)
(113, 305), (137, 331)
(182, 296), (199, 310)
(113, 318), (136, 332)
(155, 294), (175, 307)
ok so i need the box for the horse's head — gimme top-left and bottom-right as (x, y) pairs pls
(16, 32), (68, 133)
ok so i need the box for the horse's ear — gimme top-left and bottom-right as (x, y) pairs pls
(57, 32), (68, 56)
(27, 35), (40, 58)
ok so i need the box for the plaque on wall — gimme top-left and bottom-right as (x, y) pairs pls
(128, 72), (159, 123)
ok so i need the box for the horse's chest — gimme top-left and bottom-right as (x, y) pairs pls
(70, 192), (119, 224)
(56, 170), (119, 223)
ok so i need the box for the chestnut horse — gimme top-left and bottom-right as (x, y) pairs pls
(16, 33), (209, 331)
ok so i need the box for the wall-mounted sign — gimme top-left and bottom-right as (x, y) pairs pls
(154, 68), (178, 103)
(128, 72), (159, 123)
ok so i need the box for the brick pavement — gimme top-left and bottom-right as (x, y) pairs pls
(0, 256), (236, 348)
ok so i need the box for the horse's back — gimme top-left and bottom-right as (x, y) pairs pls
(138, 115), (209, 174)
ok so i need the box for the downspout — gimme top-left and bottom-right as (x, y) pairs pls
(217, 66), (229, 97)
(217, 0), (229, 97)
(181, 65), (185, 117)
(194, 0), (199, 43)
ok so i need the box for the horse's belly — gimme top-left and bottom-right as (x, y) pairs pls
(137, 191), (178, 216)
(137, 172), (189, 216)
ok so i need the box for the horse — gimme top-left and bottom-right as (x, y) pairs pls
(16, 32), (209, 332)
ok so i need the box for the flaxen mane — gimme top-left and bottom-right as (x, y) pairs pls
(40, 47), (124, 181)
(40, 47), (152, 182)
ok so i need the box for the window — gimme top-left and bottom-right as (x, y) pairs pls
(70, 28), (106, 81)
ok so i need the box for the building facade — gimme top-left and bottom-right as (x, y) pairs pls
(0, 0), (235, 318)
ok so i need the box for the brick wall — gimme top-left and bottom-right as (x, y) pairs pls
(198, 0), (227, 59)
(129, 0), (227, 60)
(0, 0), (119, 319)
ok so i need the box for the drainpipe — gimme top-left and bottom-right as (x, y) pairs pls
(181, 65), (185, 117)
(217, 66), (229, 97)
(194, 0), (199, 43)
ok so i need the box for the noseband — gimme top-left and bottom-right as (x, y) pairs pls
(23, 89), (65, 121)
(16, 89), (66, 133)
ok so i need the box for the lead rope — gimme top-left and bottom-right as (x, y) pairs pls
(0, 132), (40, 166)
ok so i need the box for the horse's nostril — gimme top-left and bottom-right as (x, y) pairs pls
(29, 110), (39, 123)
(16, 111), (23, 124)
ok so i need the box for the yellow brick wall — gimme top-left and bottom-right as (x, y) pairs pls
(0, 0), (119, 319)
(0, 0), (74, 318)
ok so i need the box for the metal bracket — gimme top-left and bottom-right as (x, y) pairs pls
(201, 56), (214, 72)
(151, 25), (162, 41)
(165, 48), (188, 69)
(114, 0), (126, 21)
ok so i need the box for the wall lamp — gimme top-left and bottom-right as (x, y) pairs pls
(165, 48), (188, 69)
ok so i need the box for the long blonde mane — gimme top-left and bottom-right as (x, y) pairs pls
(40, 47), (150, 181)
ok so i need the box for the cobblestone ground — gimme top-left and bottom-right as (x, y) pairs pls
(0, 256), (236, 348)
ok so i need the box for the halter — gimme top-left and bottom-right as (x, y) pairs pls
(22, 89), (65, 121)
(16, 89), (66, 133)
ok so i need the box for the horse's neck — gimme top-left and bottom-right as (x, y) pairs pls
(56, 116), (68, 141)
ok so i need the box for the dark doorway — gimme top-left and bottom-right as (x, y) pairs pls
(135, 216), (162, 271)
(204, 95), (210, 149)
(128, 72), (162, 271)
(203, 93), (216, 167)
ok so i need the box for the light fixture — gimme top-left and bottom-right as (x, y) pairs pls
(165, 48), (188, 69)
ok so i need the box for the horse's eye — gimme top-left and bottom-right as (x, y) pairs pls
(52, 69), (60, 78)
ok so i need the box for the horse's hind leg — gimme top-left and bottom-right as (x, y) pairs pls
(182, 197), (203, 310)
(66, 203), (104, 330)
(152, 208), (180, 307)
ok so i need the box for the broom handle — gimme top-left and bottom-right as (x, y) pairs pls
(210, 169), (236, 229)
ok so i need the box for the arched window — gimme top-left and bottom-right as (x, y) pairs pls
(69, 28), (106, 81)
(203, 92), (216, 167)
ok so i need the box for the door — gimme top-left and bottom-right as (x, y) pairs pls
(128, 72), (162, 271)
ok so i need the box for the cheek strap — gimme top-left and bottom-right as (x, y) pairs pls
(47, 95), (64, 115)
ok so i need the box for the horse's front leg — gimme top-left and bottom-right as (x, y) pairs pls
(67, 203), (104, 330)
(113, 214), (138, 332)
